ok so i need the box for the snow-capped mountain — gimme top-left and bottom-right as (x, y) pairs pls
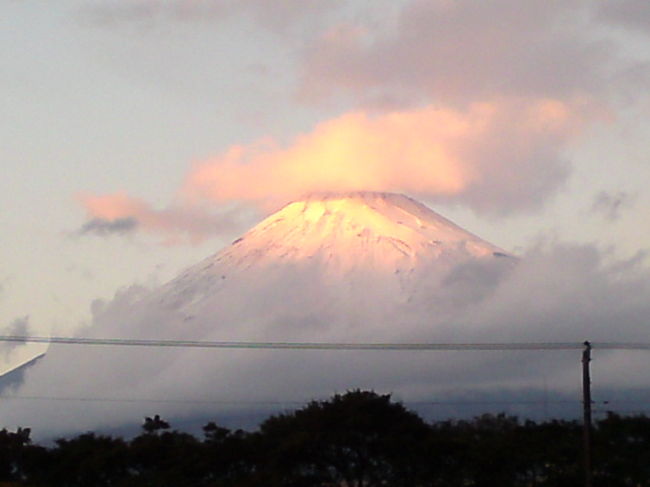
(0, 192), (519, 436)
(153, 192), (510, 327)
(3, 191), (648, 438)
(205, 191), (503, 270)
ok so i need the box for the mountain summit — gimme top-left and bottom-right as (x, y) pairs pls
(219, 191), (502, 271)
(149, 192), (511, 333)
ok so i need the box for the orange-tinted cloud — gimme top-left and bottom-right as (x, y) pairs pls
(78, 192), (246, 244)
(80, 192), (149, 222)
(182, 97), (590, 214)
(78, 97), (594, 242)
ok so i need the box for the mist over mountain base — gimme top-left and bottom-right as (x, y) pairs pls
(2, 193), (649, 438)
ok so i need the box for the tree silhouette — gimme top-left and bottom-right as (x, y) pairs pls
(4, 391), (650, 486)
(0, 427), (33, 483)
(141, 414), (170, 435)
(258, 389), (431, 486)
(594, 412), (650, 486)
(44, 433), (129, 487)
(201, 422), (257, 486)
(130, 428), (203, 486)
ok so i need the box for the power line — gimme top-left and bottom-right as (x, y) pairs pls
(0, 394), (588, 406)
(592, 342), (650, 350)
(3, 335), (650, 351)
(0, 395), (295, 405)
(5, 394), (650, 412)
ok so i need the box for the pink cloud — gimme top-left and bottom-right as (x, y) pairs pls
(78, 192), (247, 244)
(180, 97), (592, 215)
(75, 0), (645, 240)
(78, 96), (594, 242)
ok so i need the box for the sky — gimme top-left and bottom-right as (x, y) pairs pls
(2, 0), (650, 433)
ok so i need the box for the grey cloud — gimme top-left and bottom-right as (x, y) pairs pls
(76, 0), (648, 218)
(590, 191), (634, 221)
(2, 239), (650, 437)
(439, 107), (573, 215)
(1, 316), (31, 358)
(299, 0), (646, 104)
(292, 0), (650, 215)
(80, 0), (341, 34)
(4, 316), (29, 339)
(79, 0), (229, 25)
(78, 199), (256, 244)
(0, 276), (15, 303)
(598, 0), (650, 34)
(79, 217), (139, 237)
(459, 243), (650, 343)
(132, 206), (253, 244)
(236, 0), (343, 34)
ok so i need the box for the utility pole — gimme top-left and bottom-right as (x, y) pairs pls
(582, 341), (593, 487)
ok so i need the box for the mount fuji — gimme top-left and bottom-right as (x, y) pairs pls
(150, 191), (512, 336)
(1, 192), (523, 435)
(2, 191), (648, 437)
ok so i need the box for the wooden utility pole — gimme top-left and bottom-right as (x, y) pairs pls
(582, 341), (593, 487)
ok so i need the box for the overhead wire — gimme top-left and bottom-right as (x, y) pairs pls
(4, 395), (650, 417)
(2, 335), (650, 416)
(0, 394), (590, 406)
(2, 335), (650, 350)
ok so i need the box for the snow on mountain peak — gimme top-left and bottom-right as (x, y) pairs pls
(214, 191), (503, 270)
(159, 192), (510, 316)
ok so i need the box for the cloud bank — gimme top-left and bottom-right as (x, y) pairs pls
(597, 0), (650, 34)
(2, 235), (649, 437)
(0, 317), (45, 376)
(79, 217), (139, 236)
(45, 0), (650, 437)
(182, 99), (587, 214)
(1, 317), (30, 360)
(79, 96), (592, 241)
(76, 0), (650, 242)
(81, 0), (340, 34)
(299, 0), (649, 105)
(591, 191), (635, 221)
(77, 192), (250, 244)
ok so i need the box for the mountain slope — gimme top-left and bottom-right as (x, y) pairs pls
(157, 192), (509, 321)
(2, 193), (647, 439)
(0, 192), (518, 436)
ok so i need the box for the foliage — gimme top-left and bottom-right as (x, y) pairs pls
(0, 392), (648, 486)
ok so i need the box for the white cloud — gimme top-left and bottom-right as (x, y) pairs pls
(2, 236), (649, 437)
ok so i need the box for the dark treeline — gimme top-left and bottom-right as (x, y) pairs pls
(1, 390), (649, 486)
